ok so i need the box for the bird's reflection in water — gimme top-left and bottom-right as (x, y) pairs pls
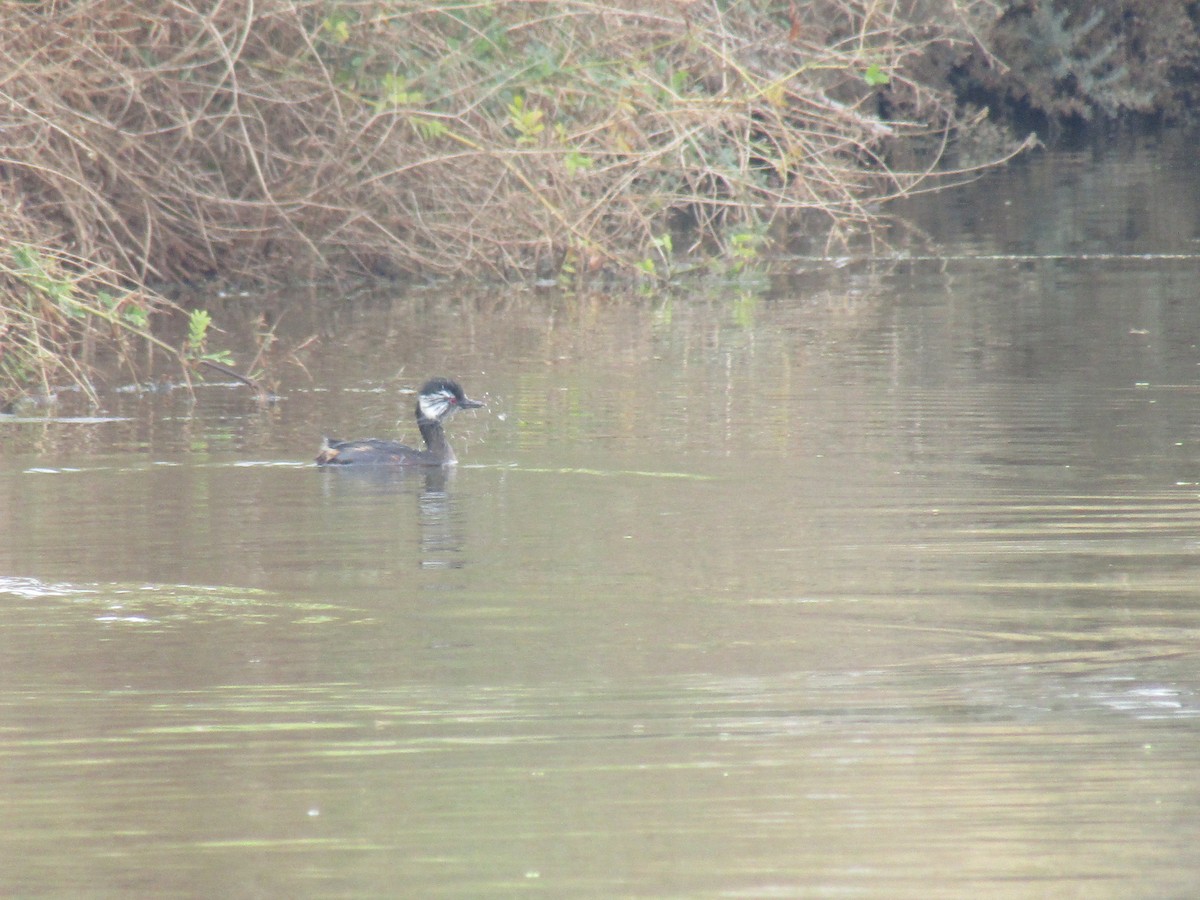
(416, 467), (465, 570)
(317, 465), (470, 571)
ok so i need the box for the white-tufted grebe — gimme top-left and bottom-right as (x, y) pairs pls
(316, 377), (483, 467)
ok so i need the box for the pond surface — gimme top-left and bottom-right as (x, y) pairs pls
(5, 133), (1200, 896)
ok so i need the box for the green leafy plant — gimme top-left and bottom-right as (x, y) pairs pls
(2, 243), (219, 406)
(727, 227), (767, 273)
(374, 73), (423, 113)
(185, 309), (233, 365)
(321, 11), (353, 44)
(634, 233), (674, 281)
(97, 290), (149, 329)
(410, 115), (449, 140)
(563, 149), (594, 175)
(11, 244), (79, 317)
(506, 94), (545, 143)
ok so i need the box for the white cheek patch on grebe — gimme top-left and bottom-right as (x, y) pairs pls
(418, 390), (454, 421)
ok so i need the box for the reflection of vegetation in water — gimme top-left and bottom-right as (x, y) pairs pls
(729, 292), (758, 331)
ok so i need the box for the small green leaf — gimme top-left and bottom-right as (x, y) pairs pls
(864, 63), (890, 87)
(124, 306), (149, 329)
(410, 116), (448, 140)
(564, 150), (594, 175)
(322, 14), (351, 43)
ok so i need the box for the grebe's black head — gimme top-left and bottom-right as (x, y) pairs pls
(416, 378), (484, 423)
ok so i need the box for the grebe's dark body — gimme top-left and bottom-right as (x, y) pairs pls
(316, 378), (483, 467)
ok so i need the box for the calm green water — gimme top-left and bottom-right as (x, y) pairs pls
(4, 135), (1200, 897)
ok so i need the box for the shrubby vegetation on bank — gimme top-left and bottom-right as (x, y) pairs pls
(965, 0), (1200, 128)
(1, 0), (1195, 402)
